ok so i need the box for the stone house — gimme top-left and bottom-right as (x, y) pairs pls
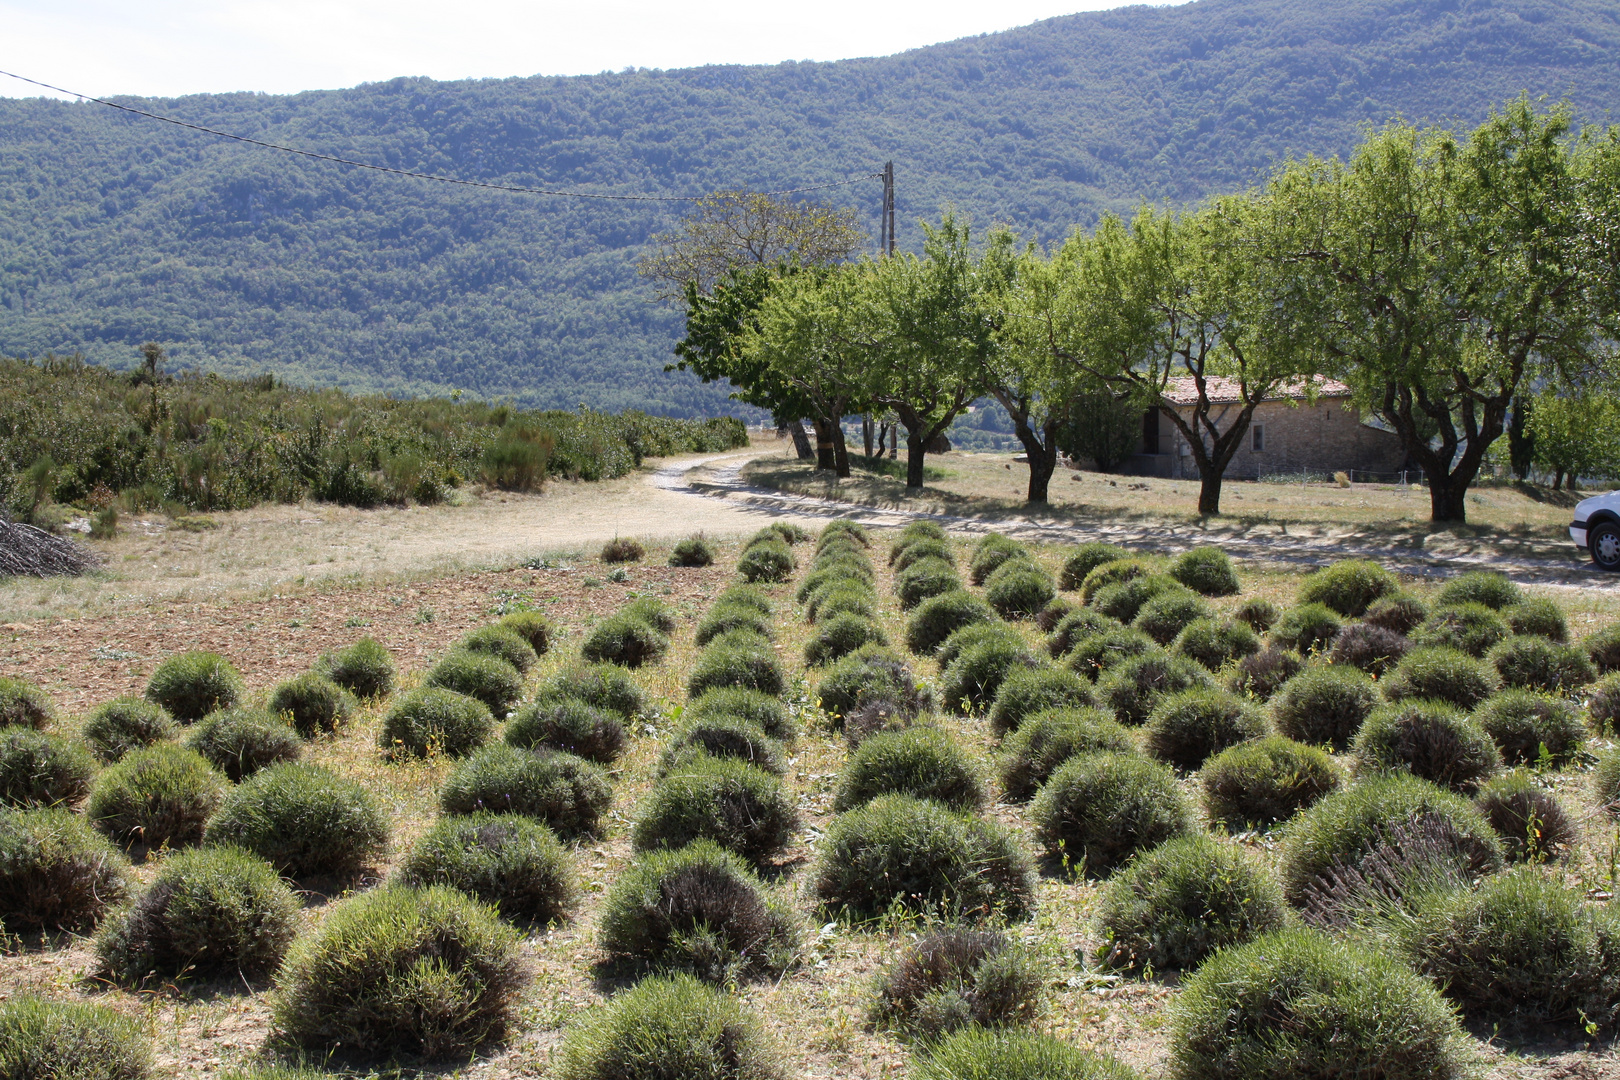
(1129, 377), (1407, 480)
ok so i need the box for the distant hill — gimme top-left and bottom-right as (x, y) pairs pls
(2, 0), (1617, 415)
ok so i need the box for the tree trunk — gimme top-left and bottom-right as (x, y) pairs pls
(833, 424), (851, 478)
(1004, 410), (1057, 504)
(1198, 472), (1224, 516)
(1428, 476), (1471, 523)
(784, 420), (814, 460)
(1507, 400), (1534, 481)
(863, 417), (874, 459)
(889, 425), (898, 459)
(811, 417), (838, 471)
(1553, 470), (1565, 491)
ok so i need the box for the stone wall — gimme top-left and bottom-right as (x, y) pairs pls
(1156, 398), (1406, 480)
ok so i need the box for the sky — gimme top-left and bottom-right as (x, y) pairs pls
(0, 0), (1185, 101)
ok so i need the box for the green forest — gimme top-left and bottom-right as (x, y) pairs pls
(1, 0), (1618, 415)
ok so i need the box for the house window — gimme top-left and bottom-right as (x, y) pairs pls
(1252, 425), (1265, 452)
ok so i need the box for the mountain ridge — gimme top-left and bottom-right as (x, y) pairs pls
(2, 0), (1617, 415)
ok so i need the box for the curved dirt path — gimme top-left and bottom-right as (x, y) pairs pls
(652, 452), (1620, 593)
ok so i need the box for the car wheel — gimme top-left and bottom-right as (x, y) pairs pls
(1591, 521), (1620, 572)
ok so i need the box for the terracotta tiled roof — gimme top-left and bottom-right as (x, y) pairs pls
(1159, 377), (1352, 407)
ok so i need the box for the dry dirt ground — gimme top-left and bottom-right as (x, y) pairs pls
(1, 449), (1618, 1079)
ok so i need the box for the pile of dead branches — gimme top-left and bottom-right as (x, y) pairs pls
(0, 513), (101, 577)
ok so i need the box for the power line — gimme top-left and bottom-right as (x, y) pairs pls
(0, 68), (882, 202)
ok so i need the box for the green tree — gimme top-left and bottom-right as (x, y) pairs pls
(1528, 392), (1620, 489)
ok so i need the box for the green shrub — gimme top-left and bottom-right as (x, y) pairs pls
(984, 561), (1056, 620)
(88, 745), (224, 851)
(1046, 608), (1120, 658)
(1201, 736), (1344, 829)
(766, 522), (811, 545)
(1403, 867), (1620, 1033)
(1269, 603), (1342, 655)
(1093, 574), (1185, 624)
(1037, 596), (1078, 632)
(813, 794), (1034, 922)
(798, 559), (875, 604)
(597, 840), (797, 983)
(0, 807), (131, 932)
(600, 536), (645, 563)
(1506, 597), (1568, 642)
(0, 677), (52, 729)
(1173, 618), (1260, 671)
(272, 884), (525, 1060)
(936, 623), (1026, 670)
(659, 718), (786, 776)
(1168, 927), (1475, 1080)
(716, 584), (774, 617)
(737, 538), (794, 583)
(144, 651), (243, 723)
(582, 612), (671, 668)
(0, 728), (93, 808)
(1474, 772), (1577, 862)
(818, 520), (870, 549)
(1599, 751), (1620, 815)
(542, 663), (646, 718)
(897, 557), (962, 610)
(1031, 753), (1193, 876)
(894, 519), (949, 546)
(379, 687), (494, 759)
(317, 636), (396, 699)
(913, 1028), (1140, 1080)
(874, 929), (1042, 1040)
(1278, 774), (1503, 904)
(1437, 569), (1524, 611)
(82, 698), (177, 763)
(695, 602), (773, 645)
(1060, 543), (1132, 591)
(440, 745), (611, 839)
(1296, 559), (1399, 617)
(1097, 651), (1213, 726)
(998, 708), (1135, 802)
(1412, 602), (1512, 657)
(1326, 622), (1409, 677)
(185, 708), (303, 781)
(1585, 624), (1620, 674)
(808, 582), (879, 624)
(834, 726), (984, 813)
(505, 695), (624, 763)
(968, 534), (1027, 585)
(425, 649), (525, 715)
(0, 997), (152, 1080)
(1097, 834), (1285, 973)
(1474, 690), (1586, 765)
(460, 623), (540, 672)
(685, 687), (795, 741)
(1169, 546), (1241, 597)
(804, 612), (887, 667)
(267, 673), (354, 737)
(397, 812), (575, 925)
(893, 537), (954, 572)
(940, 638), (1039, 715)
(1588, 672), (1620, 735)
(1144, 687), (1268, 771)
(633, 755), (797, 864)
(987, 666), (1095, 736)
(1270, 665), (1379, 750)
(552, 972), (783, 1080)
(817, 647), (930, 723)
(498, 610), (555, 655)
(669, 535), (716, 566)
(206, 763), (388, 878)
(1078, 558), (1151, 603)
(1363, 592), (1430, 635)
(907, 590), (996, 655)
(1065, 626), (1157, 681)
(1232, 597), (1281, 633)
(1382, 645), (1499, 709)
(1353, 701), (1500, 793)
(687, 630), (786, 698)
(1132, 590), (1213, 646)
(1488, 634), (1596, 693)
(96, 845), (298, 983)
(1228, 647), (1305, 701)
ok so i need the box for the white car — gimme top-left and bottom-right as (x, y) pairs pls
(1571, 490), (1620, 571)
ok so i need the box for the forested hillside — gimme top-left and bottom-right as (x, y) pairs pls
(2, 0), (1618, 415)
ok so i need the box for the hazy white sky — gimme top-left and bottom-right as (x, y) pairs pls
(0, 1), (1181, 100)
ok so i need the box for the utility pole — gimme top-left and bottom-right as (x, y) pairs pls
(882, 161), (895, 256)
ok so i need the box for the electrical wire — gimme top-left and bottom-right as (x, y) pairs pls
(0, 67), (882, 202)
